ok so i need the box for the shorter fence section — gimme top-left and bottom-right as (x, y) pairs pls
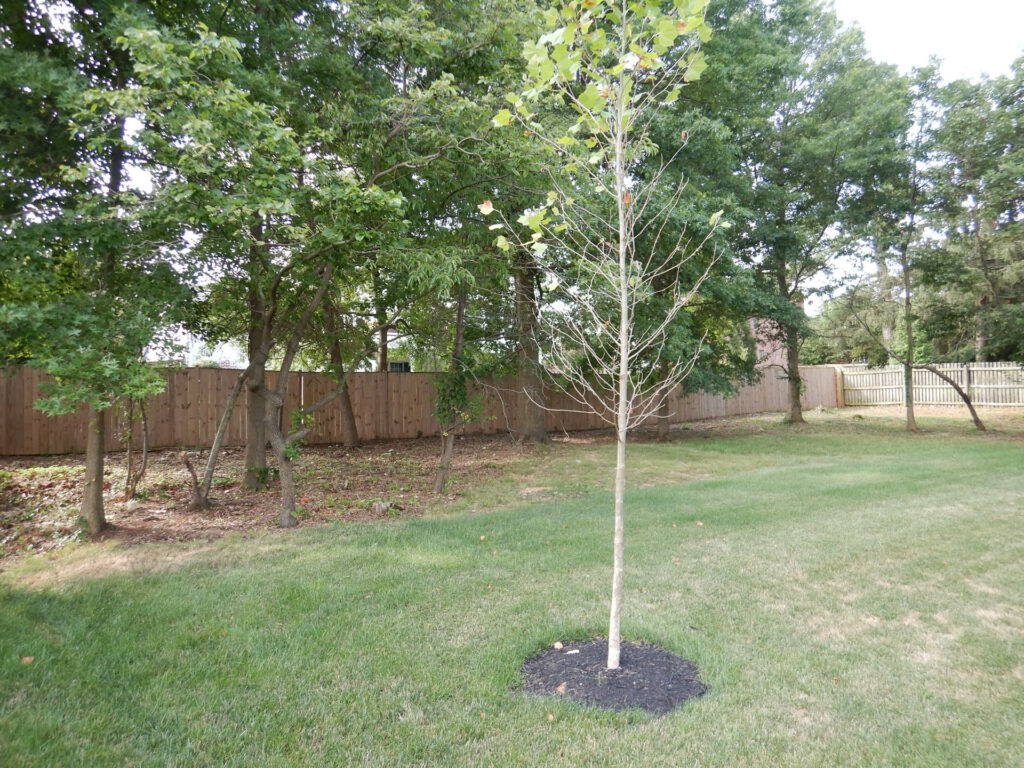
(0, 365), (839, 456)
(840, 362), (1024, 408)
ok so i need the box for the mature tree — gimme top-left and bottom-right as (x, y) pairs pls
(809, 62), (990, 433)
(492, 0), (717, 670)
(696, 0), (909, 423)
(857, 69), (944, 431)
(0, 2), (192, 535)
(917, 60), (1024, 362)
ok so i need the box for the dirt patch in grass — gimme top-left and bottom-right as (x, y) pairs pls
(522, 639), (707, 715)
(0, 434), (533, 565)
(14, 542), (220, 589)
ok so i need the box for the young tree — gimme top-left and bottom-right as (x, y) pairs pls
(491, 0), (717, 670)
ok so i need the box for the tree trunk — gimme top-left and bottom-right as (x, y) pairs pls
(515, 260), (547, 442)
(656, 359), (671, 440)
(122, 398), (135, 501)
(191, 368), (250, 510)
(326, 327), (360, 448)
(374, 283), (390, 372)
(433, 432), (456, 494)
(81, 407), (106, 536)
(902, 359), (917, 432)
(123, 400), (149, 500)
(785, 326), (805, 424)
(244, 226), (268, 489)
(608, 105), (628, 672)
(901, 254), (918, 432)
(244, 329), (268, 489)
(338, 381), (359, 448)
(433, 291), (467, 495)
(134, 404), (149, 497)
(259, 264), (335, 526)
(81, 112), (122, 532)
(917, 364), (986, 431)
(265, 399), (298, 528)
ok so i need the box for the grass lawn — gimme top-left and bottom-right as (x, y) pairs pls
(2, 408), (1023, 766)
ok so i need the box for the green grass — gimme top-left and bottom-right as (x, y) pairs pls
(2, 410), (1023, 767)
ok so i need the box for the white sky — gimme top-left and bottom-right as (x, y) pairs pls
(831, 0), (1024, 82)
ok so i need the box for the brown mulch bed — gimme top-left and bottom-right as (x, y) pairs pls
(0, 433), (533, 563)
(522, 639), (708, 715)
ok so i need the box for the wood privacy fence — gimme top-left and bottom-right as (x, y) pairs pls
(839, 362), (1024, 407)
(0, 365), (839, 456)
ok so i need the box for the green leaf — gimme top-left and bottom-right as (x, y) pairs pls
(654, 17), (679, 53)
(492, 109), (512, 127)
(517, 209), (545, 231)
(578, 83), (606, 112)
(550, 44), (572, 76)
(538, 27), (566, 46)
(684, 51), (708, 82)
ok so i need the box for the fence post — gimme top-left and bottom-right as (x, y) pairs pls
(835, 367), (845, 408)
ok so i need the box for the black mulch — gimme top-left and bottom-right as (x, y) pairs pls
(521, 639), (708, 715)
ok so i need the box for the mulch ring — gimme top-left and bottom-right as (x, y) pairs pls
(522, 639), (708, 715)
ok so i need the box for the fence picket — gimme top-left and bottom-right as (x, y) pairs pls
(841, 363), (1024, 408)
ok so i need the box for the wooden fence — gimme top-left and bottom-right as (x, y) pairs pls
(839, 362), (1024, 407)
(0, 365), (839, 456)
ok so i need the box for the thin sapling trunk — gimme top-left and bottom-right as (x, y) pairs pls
(900, 254), (918, 432)
(515, 259), (547, 442)
(184, 367), (250, 510)
(608, 106), (629, 668)
(434, 290), (468, 495)
(490, 0), (716, 671)
(122, 399), (149, 500)
(656, 359), (671, 440)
